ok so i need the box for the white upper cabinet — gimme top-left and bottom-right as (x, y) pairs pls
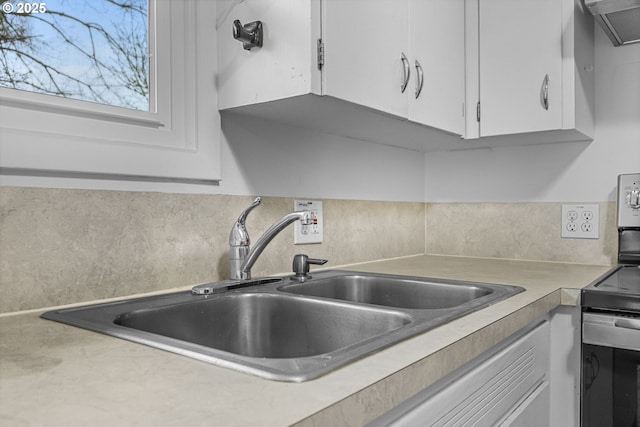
(465, 0), (594, 143)
(218, 0), (594, 152)
(408, 0), (465, 135)
(217, 0), (466, 151)
(479, 0), (562, 136)
(323, 0), (410, 119)
(324, 0), (465, 134)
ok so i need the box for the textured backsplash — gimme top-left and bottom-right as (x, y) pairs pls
(425, 202), (617, 266)
(1, 188), (617, 313)
(0, 187), (424, 313)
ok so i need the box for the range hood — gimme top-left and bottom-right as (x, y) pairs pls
(584, 0), (640, 46)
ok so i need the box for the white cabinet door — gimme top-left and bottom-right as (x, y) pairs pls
(477, 0), (563, 137)
(324, 0), (464, 132)
(217, 0), (321, 109)
(323, 0), (410, 118)
(409, 0), (465, 135)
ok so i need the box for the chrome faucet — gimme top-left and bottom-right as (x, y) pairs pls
(229, 197), (262, 280)
(229, 197), (313, 280)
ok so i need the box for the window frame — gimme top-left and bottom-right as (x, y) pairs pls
(0, 0), (220, 182)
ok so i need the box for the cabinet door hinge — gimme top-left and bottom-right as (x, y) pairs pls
(317, 38), (324, 71)
(476, 102), (481, 122)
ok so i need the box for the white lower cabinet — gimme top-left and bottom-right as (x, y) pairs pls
(500, 380), (550, 426)
(370, 307), (580, 427)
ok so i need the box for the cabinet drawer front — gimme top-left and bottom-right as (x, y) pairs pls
(370, 321), (550, 427)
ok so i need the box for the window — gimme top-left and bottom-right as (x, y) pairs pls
(0, 0), (220, 182)
(1, 0), (151, 111)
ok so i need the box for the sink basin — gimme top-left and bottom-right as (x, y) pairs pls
(41, 270), (524, 381)
(279, 275), (493, 309)
(115, 293), (410, 358)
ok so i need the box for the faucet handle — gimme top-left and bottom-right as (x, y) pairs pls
(229, 197), (262, 247)
(291, 254), (328, 282)
(236, 196), (262, 226)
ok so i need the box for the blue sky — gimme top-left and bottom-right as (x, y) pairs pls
(3, 0), (149, 110)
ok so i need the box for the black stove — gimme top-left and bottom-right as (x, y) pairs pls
(582, 173), (640, 313)
(581, 173), (640, 427)
(582, 264), (640, 313)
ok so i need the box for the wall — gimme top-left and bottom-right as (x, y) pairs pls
(2, 24), (638, 313)
(423, 26), (640, 265)
(425, 27), (640, 203)
(0, 121), (425, 313)
(218, 113), (425, 202)
(0, 113), (425, 202)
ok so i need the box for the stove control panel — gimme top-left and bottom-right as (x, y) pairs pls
(618, 173), (640, 228)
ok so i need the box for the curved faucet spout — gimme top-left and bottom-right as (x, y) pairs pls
(240, 211), (312, 280)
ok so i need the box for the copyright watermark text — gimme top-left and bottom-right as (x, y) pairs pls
(2, 2), (47, 14)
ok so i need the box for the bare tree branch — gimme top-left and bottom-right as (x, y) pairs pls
(0, 0), (149, 110)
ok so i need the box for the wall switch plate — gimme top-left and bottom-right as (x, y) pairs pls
(561, 204), (599, 239)
(294, 200), (323, 244)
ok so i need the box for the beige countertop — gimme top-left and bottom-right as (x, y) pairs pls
(0, 255), (612, 426)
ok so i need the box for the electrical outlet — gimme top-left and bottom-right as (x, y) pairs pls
(294, 200), (323, 244)
(561, 204), (599, 239)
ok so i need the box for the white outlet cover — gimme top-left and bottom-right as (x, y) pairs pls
(294, 200), (323, 244)
(561, 204), (599, 239)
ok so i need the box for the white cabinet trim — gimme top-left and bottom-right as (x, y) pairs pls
(0, 0), (220, 182)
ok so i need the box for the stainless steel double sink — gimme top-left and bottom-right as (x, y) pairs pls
(42, 271), (523, 382)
